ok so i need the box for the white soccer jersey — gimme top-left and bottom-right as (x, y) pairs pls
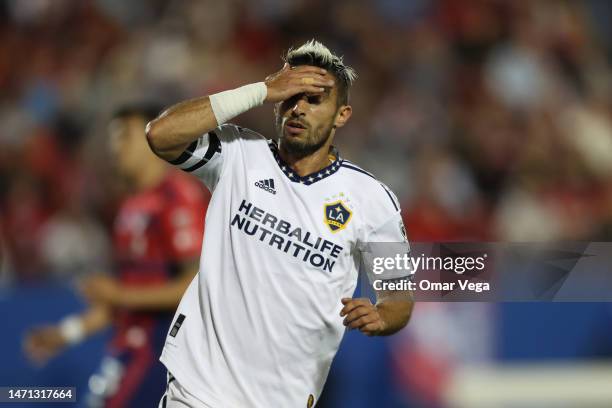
(160, 124), (409, 407)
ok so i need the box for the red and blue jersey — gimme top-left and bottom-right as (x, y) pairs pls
(90, 171), (208, 408)
(111, 170), (208, 341)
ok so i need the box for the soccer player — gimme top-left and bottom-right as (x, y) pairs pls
(24, 105), (210, 408)
(147, 40), (413, 407)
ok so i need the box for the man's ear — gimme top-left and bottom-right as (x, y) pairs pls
(333, 105), (352, 129)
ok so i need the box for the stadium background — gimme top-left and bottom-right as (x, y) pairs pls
(1, 0), (612, 407)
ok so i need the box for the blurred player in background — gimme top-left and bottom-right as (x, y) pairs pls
(147, 40), (413, 407)
(24, 105), (210, 408)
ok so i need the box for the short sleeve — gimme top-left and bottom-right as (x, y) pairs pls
(367, 210), (410, 244)
(167, 124), (236, 191)
(359, 185), (412, 283)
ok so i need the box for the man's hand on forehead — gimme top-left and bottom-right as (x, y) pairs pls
(305, 85), (332, 97)
(292, 66), (335, 90)
(264, 63), (334, 103)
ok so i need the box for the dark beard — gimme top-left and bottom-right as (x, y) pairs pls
(281, 130), (332, 158)
(275, 113), (335, 159)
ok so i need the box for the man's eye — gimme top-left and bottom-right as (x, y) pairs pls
(307, 96), (321, 104)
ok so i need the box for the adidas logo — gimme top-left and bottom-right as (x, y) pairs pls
(255, 178), (276, 195)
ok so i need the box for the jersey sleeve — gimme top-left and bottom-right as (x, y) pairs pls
(359, 185), (412, 283)
(166, 124), (236, 191)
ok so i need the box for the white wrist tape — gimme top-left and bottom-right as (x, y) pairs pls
(209, 82), (267, 125)
(59, 315), (85, 345)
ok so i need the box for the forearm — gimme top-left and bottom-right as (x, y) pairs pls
(59, 303), (112, 345)
(117, 276), (192, 311)
(146, 96), (217, 161)
(80, 303), (112, 336)
(375, 299), (413, 336)
(25, 304), (112, 362)
(146, 82), (267, 161)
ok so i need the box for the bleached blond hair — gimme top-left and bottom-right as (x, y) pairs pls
(284, 40), (357, 105)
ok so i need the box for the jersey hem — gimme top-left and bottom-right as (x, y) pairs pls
(159, 351), (228, 408)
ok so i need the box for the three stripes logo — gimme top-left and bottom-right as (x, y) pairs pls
(255, 178), (276, 195)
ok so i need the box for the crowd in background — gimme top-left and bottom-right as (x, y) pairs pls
(1, 2), (611, 407)
(1, 0), (611, 281)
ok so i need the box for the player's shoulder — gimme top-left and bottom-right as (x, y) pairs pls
(216, 123), (268, 144)
(338, 159), (401, 213)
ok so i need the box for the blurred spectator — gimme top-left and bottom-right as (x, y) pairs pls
(38, 205), (110, 279)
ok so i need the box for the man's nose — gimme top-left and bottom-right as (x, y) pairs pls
(291, 97), (308, 115)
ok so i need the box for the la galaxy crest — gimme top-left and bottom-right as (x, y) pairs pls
(324, 193), (353, 233)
